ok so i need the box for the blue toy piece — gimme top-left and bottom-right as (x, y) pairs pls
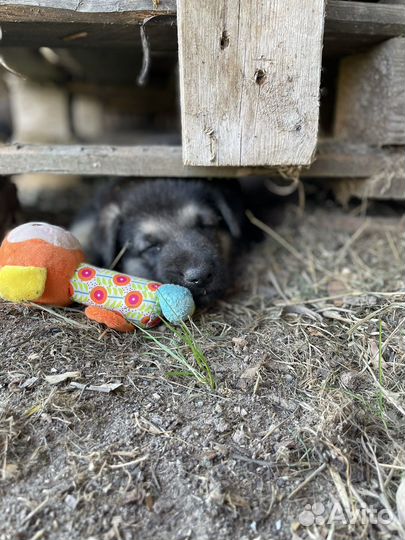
(157, 284), (196, 325)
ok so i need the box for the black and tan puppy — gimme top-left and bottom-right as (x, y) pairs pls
(71, 179), (249, 307)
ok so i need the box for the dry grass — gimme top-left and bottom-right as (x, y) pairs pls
(1, 202), (405, 540)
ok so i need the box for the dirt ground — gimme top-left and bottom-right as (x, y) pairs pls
(1, 196), (405, 540)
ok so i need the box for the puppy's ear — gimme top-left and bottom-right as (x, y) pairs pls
(98, 202), (122, 266)
(211, 184), (244, 239)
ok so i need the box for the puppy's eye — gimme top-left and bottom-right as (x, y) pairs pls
(196, 216), (218, 229)
(142, 243), (161, 255)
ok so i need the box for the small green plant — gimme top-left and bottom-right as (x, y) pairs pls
(138, 320), (216, 390)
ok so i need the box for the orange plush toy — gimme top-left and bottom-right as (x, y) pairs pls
(0, 222), (195, 332)
(0, 222), (85, 306)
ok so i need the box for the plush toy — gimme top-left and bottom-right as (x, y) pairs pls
(0, 222), (195, 332)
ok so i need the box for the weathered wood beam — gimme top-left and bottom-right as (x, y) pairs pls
(332, 175), (405, 202)
(0, 143), (403, 182)
(335, 37), (405, 145)
(0, 1), (403, 50)
(0, 2), (177, 48)
(0, 1), (177, 18)
(177, 0), (325, 167)
(325, 1), (405, 38)
(324, 1), (405, 56)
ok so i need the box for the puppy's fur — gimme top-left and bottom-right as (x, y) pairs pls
(71, 179), (249, 307)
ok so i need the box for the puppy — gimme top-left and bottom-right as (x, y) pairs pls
(71, 179), (249, 307)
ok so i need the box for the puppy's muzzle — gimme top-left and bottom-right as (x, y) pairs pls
(158, 234), (223, 305)
(183, 267), (213, 289)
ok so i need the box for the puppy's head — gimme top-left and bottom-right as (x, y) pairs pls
(97, 180), (244, 306)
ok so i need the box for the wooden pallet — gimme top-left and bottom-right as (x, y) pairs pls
(0, 0), (404, 199)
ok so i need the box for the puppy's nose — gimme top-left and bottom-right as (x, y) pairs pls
(184, 267), (212, 288)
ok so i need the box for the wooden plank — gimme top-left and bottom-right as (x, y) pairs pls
(0, 2), (177, 49)
(0, 143), (403, 181)
(177, 0), (325, 167)
(309, 142), (405, 179)
(324, 1), (405, 56)
(333, 174), (405, 202)
(335, 37), (405, 145)
(0, 0), (402, 29)
(0, 1), (177, 15)
(325, 1), (405, 39)
(0, 2), (404, 51)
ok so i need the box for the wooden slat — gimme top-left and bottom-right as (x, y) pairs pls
(325, 1), (405, 56)
(0, 1), (403, 50)
(0, 0), (177, 16)
(0, 0), (403, 28)
(325, 1), (405, 38)
(309, 142), (405, 179)
(333, 176), (405, 202)
(335, 37), (405, 145)
(177, 0), (325, 167)
(0, 143), (403, 181)
(0, 2), (177, 48)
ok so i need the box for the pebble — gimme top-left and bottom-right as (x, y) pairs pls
(65, 494), (78, 510)
(214, 419), (229, 433)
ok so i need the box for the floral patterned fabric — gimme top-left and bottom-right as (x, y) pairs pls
(69, 263), (162, 328)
